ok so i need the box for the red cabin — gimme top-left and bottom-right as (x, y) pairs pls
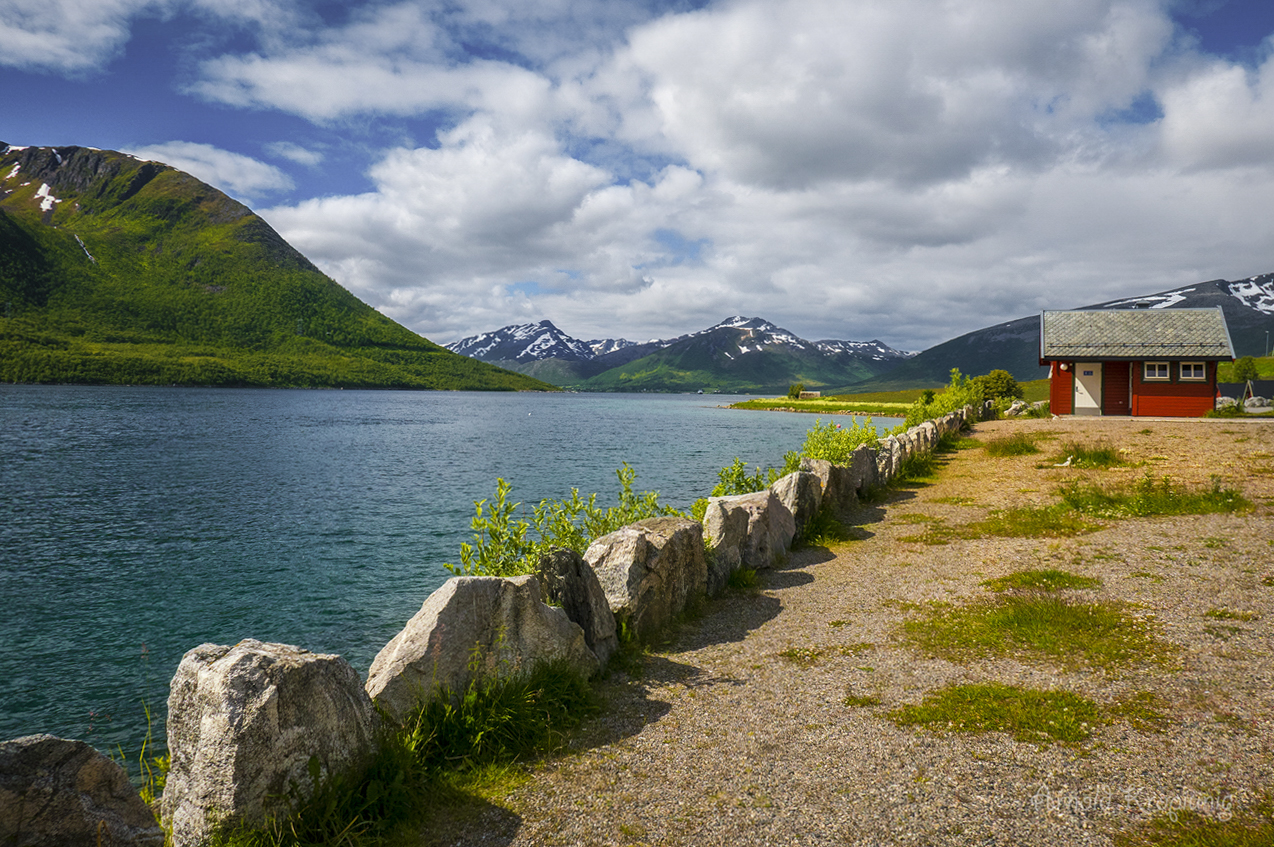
(1039, 308), (1235, 417)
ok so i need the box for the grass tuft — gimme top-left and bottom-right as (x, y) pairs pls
(888, 683), (1103, 746)
(1060, 475), (1250, 519)
(983, 432), (1041, 457)
(900, 594), (1174, 671)
(1051, 440), (1127, 469)
(1112, 793), (1274, 847)
(981, 569), (1102, 592)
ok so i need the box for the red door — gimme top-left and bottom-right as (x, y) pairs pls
(1103, 362), (1131, 415)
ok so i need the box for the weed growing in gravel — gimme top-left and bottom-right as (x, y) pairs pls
(1112, 793), (1274, 847)
(981, 569), (1102, 592)
(844, 692), (882, 708)
(727, 567), (760, 591)
(888, 683), (1103, 746)
(983, 432), (1041, 457)
(1050, 440), (1127, 468)
(778, 647), (825, 668)
(901, 506), (1103, 544)
(1205, 608), (1260, 622)
(800, 506), (854, 547)
(1107, 691), (1172, 733)
(900, 595), (1174, 671)
(1130, 571), (1165, 582)
(1059, 474), (1250, 519)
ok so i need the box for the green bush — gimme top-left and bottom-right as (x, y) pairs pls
(799, 417), (881, 465)
(904, 368), (984, 427)
(1234, 356), (1259, 382)
(445, 465), (683, 577)
(971, 369), (1023, 401)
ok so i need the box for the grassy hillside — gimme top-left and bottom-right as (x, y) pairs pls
(0, 145), (550, 391)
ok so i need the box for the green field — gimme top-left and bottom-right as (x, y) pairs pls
(729, 378), (1050, 414)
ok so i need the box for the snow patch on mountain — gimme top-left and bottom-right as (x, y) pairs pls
(1104, 288), (1196, 309)
(1226, 277), (1274, 315)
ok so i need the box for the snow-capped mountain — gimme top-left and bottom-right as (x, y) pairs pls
(445, 320), (596, 363)
(446, 315), (913, 392)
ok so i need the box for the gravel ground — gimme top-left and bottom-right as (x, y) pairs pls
(423, 417), (1274, 847)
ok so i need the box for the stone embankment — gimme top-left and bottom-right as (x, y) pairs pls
(0, 405), (982, 847)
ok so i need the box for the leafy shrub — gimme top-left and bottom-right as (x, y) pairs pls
(904, 368), (985, 427)
(446, 464), (683, 577)
(799, 417), (881, 465)
(971, 369), (1023, 401)
(1233, 355), (1259, 382)
(787, 382), (804, 399)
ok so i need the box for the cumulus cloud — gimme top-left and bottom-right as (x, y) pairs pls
(126, 141), (294, 200)
(0, 0), (165, 73)
(86, 0), (1274, 350)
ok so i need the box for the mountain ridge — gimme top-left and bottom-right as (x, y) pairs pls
(0, 143), (551, 391)
(446, 316), (914, 393)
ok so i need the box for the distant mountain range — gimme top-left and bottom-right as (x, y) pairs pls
(848, 275), (1274, 392)
(446, 316), (914, 393)
(0, 143), (549, 391)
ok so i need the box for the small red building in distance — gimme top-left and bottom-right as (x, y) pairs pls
(1039, 308), (1236, 417)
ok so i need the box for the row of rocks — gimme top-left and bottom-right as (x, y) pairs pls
(1, 405), (980, 847)
(1217, 395), (1271, 409)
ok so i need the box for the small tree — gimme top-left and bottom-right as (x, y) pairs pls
(1233, 356), (1259, 383)
(972, 369), (1023, 401)
(787, 382), (805, 400)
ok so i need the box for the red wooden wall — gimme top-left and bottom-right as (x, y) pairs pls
(1130, 361), (1216, 417)
(1102, 362), (1131, 415)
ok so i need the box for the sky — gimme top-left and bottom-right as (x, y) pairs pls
(3, 0), (1274, 351)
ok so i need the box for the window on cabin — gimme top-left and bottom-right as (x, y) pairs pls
(1144, 362), (1169, 381)
(1180, 362), (1205, 381)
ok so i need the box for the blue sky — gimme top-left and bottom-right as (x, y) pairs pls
(3, 0), (1274, 350)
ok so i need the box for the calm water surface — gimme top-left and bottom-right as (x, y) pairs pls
(0, 386), (899, 753)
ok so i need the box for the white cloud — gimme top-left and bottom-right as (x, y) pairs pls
(125, 141), (294, 200)
(218, 0), (1274, 350)
(0, 0), (165, 73)
(265, 140), (323, 167)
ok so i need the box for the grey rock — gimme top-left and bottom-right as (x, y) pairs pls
(366, 575), (598, 722)
(703, 490), (796, 578)
(0, 734), (163, 847)
(768, 471), (823, 543)
(849, 444), (877, 496)
(799, 457), (856, 511)
(1245, 395), (1269, 408)
(1216, 396), (1238, 408)
(585, 517), (707, 641)
(536, 549), (619, 667)
(163, 639), (376, 847)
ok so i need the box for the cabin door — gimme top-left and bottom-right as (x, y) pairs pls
(1073, 363), (1102, 415)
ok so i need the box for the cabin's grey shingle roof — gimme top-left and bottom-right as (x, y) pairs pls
(1039, 307), (1235, 360)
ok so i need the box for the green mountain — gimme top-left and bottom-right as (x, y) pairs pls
(0, 144), (550, 391)
(446, 316), (912, 393)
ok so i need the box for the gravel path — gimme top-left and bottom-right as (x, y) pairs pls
(424, 417), (1274, 847)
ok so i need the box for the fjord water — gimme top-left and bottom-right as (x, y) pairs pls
(0, 386), (899, 753)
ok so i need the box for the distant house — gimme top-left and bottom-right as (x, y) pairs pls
(1039, 308), (1235, 417)
(798, 390), (821, 399)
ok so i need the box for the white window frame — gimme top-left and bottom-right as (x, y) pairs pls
(1179, 361), (1205, 381)
(1144, 361), (1169, 381)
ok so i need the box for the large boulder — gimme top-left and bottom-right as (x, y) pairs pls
(536, 549), (618, 667)
(163, 639), (376, 847)
(799, 457), (855, 511)
(366, 575), (599, 722)
(584, 517), (707, 641)
(0, 734), (163, 847)
(703, 490), (796, 582)
(848, 444), (877, 496)
(875, 436), (899, 484)
(768, 471), (823, 543)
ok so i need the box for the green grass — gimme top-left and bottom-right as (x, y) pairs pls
(899, 594), (1175, 671)
(1205, 608), (1260, 622)
(983, 432), (1042, 457)
(901, 506), (1104, 544)
(1113, 793), (1274, 847)
(889, 683), (1104, 746)
(729, 397), (912, 415)
(981, 569), (1102, 592)
(1051, 440), (1127, 468)
(844, 692), (882, 707)
(208, 660), (597, 847)
(1059, 475), (1250, 519)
